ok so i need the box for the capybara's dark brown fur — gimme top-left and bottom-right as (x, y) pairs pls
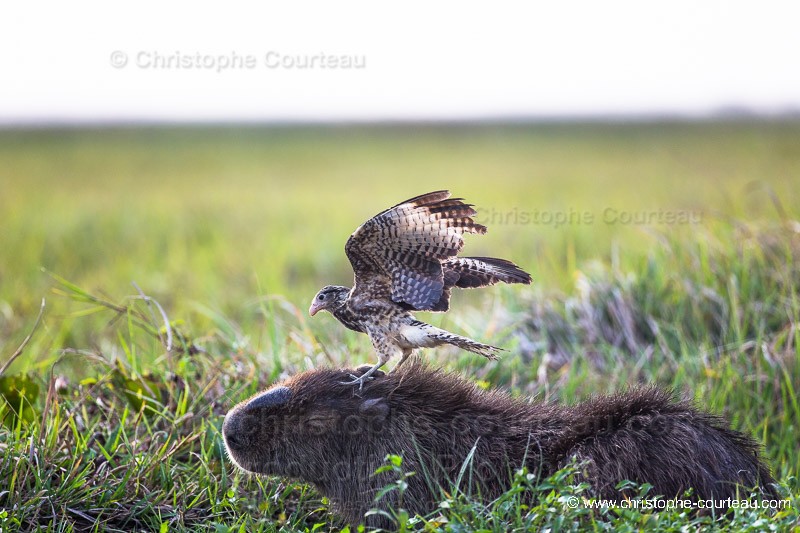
(223, 362), (776, 526)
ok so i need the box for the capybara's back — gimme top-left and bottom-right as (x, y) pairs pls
(223, 362), (776, 526)
(560, 388), (776, 502)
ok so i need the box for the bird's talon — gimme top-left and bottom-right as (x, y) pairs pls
(339, 373), (375, 388)
(354, 365), (385, 378)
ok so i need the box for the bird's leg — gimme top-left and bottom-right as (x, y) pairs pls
(341, 350), (392, 388)
(353, 364), (386, 378)
(390, 349), (414, 373)
(341, 361), (382, 389)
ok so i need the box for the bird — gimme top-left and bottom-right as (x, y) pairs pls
(309, 190), (532, 386)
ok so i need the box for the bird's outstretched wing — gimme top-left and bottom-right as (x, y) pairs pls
(429, 256), (533, 312)
(345, 190), (486, 310)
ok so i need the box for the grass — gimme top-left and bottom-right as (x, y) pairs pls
(0, 121), (799, 531)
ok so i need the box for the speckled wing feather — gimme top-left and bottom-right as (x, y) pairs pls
(428, 256), (533, 312)
(345, 190), (487, 310)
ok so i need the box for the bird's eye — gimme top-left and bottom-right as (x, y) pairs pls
(318, 294), (326, 301)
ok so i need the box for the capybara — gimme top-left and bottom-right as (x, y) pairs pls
(223, 362), (776, 526)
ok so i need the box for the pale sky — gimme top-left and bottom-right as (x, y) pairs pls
(1, 1), (799, 124)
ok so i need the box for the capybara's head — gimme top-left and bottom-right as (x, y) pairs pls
(222, 365), (397, 482)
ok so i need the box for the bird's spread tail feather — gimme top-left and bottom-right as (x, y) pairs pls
(435, 332), (502, 360)
(404, 321), (502, 360)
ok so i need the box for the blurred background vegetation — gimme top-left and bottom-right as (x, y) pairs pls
(2, 121), (798, 366)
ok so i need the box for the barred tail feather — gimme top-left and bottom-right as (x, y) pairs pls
(404, 321), (503, 360)
(435, 333), (503, 360)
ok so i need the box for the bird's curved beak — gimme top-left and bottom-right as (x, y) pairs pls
(309, 301), (322, 316)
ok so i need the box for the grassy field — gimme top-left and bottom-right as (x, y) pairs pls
(0, 121), (799, 531)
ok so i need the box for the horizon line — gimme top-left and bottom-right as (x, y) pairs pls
(2, 108), (800, 131)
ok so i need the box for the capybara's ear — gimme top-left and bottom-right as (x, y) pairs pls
(354, 365), (386, 378)
(359, 397), (389, 420)
(246, 386), (291, 410)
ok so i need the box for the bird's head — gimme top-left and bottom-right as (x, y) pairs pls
(309, 285), (350, 316)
